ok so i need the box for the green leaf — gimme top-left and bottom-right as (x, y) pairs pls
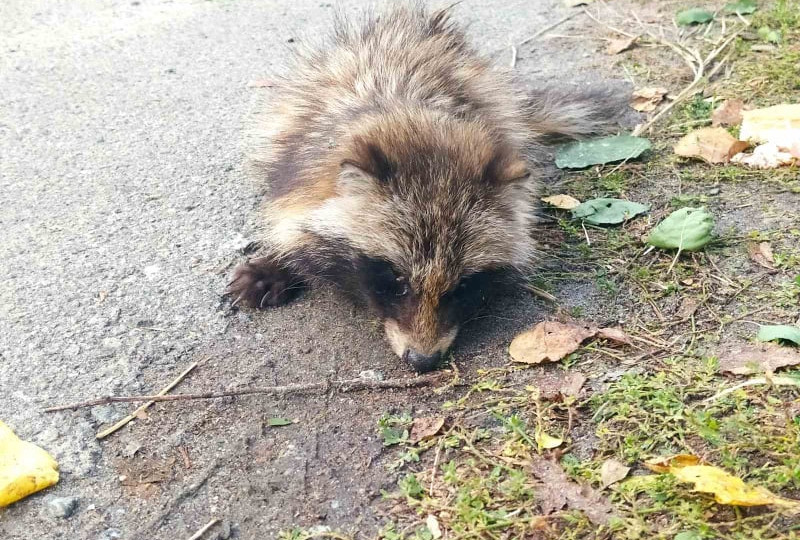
(724, 0), (757, 14)
(555, 135), (651, 169)
(757, 325), (800, 346)
(757, 26), (781, 43)
(381, 426), (409, 446)
(572, 198), (650, 226)
(267, 417), (292, 427)
(676, 8), (714, 25)
(647, 207), (715, 251)
(674, 532), (703, 540)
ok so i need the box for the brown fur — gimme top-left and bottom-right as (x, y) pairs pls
(228, 4), (623, 371)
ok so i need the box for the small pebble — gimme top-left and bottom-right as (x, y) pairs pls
(45, 496), (80, 519)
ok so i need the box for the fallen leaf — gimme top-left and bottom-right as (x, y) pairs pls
(600, 459), (631, 488)
(732, 142), (796, 168)
(647, 207), (715, 251)
(724, 0), (758, 14)
(644, 454), (702, 473)
(596, 326), (633, 346)
(572, 198), (650, 226)
(674, 127), (749, 164)
(717, 342), (800, 375)
(711, 99), (745, 127)
(676, 297), (700, 319)
(674, 465), (799, 507)
(542, 194), (581, 210)
(606, 36), (638, 55)
(525, 371), (587, 400)
(676, 8), (714, 26)
(757, 324), (800, 346)
(757, 26), (782, 44)
(740, 103), (800, 143)
(409, 417), (446, 444)
(267, 417), (293, 427)
(535, 429), (563, 450)
(509, 321), (597, 364)
(0, 421), (59, 507)
(556, 135), (651, 169)
(426, 515), (442, 539)
(529, 456), (617, 525)
(747, 241), (776, 271)
(630, 87), (668, 112)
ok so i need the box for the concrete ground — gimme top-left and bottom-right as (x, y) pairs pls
(0, 1), (627, 538)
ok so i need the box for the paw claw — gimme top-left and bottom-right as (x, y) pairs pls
(224, 259), (300, 309)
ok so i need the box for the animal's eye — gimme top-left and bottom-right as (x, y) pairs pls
(395, 276), (409, 296)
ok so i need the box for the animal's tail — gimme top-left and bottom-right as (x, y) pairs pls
(525, 85), (631, 143)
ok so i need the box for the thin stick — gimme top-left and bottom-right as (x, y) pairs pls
(509, 44), (518, 69)
(45, 372), (448, 412)
(96, 361), (199, 440)
(187, 518), (219, 540)
(519, 12), (580, 46)
(702, 375), (800, 403)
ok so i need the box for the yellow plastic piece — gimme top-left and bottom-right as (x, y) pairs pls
(0, 420), (59, 507)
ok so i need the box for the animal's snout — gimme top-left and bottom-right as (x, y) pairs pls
(402, 348), (442, 373)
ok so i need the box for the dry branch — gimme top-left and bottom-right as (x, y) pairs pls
(45, 371), (449, 412)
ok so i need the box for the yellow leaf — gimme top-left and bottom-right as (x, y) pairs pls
(535, 429), (563, 450)
(644, 454), (800, 508)
(0, 421), (59, 507)
(674, 465), (799, 507)
(541, 194), (581, 210)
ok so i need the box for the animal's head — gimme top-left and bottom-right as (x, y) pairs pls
(308, 110), (537, 371)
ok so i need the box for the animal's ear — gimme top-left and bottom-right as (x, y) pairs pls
(483, 153), (530, 185)
(341, 140), (396, 184)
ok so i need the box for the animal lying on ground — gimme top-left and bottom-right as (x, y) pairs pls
(226, 3), (624, 372)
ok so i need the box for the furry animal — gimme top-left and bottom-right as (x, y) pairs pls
(227, 4), (622, 372)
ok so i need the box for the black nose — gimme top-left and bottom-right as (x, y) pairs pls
(403, 349), (442, 373)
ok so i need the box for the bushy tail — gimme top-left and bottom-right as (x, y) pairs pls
(525, 84), (632, 143)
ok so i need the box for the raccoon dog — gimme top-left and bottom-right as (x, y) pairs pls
(226, 4), (622, 372)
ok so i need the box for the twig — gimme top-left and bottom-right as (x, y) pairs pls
(187, 518), (219, 540)
(45, 372), (449, 412)
(509, 44), (518, 68)
(702, 375), (800, 403)
(519, 12), (580, 46)
(96, 361), (199, 440)
(521, 282), (558, 303)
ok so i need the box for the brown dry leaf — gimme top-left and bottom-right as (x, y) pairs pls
(596, 326), (633, 346)
(717, 342), (800, 375)
(644, 454), (702, 474)
(748, 242), (777, 271)
(509, 321), (597, 364)
(600, 459), (631, 488)
(676, 297), (700, 319)
(630, 87), (668, 112)
(606, 36), (638, 55)
(409, 417), (445, 444)
(542, 194), (581, 210)
(712, 99), (745, 127)
(674, 127), (749, 164)
(526, 371), (587, 400)
(530, 456), (617, 525)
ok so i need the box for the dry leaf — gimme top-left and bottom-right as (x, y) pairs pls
(739, 103), (800, 144)
(717, 342), (800, 375)
(674, 127), (749, 164)
(525, 371), (587, 400)
(509, 321), (597, 364)
(674, 465), (799, 507)
(606, 36), (638, 55)
(409, 417), (445, 444)
(600, 459), (631, 488)
(530, 456), (617, 525)
(535, 429), (563, 450)
(676, 297), (700, 319)
(542, 194), (581, 210)
(596, 326), (633, 346)
(748, 241), (776, 271)
(644, 454), (702, 473)
(712, 99), (745, 127)
(630, 87), (667, 112)
(732, 142), (796, 168)
(426, 515), (442, 539)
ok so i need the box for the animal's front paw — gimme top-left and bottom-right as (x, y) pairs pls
(225, 258), (299, 308)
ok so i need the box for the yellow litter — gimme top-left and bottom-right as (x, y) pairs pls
(0, 420), (59, 507)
